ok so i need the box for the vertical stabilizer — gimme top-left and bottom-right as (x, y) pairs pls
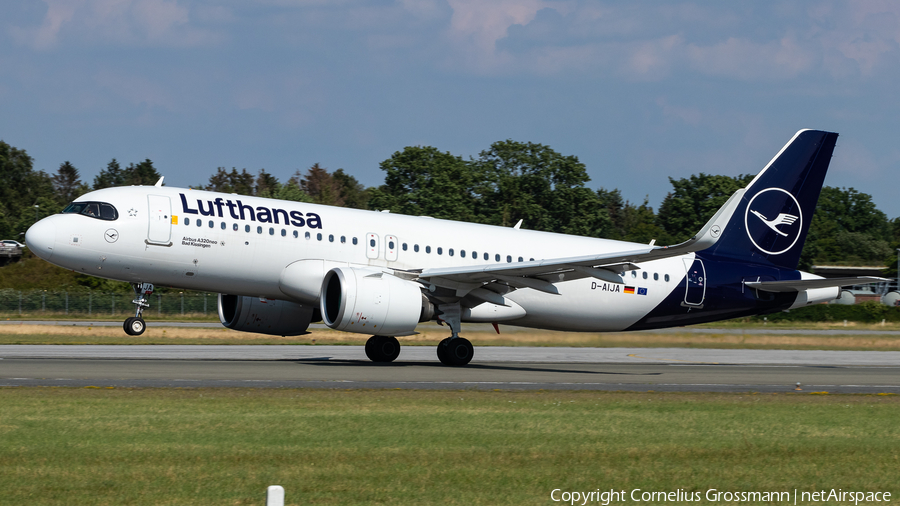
(702, 129), (838, 270)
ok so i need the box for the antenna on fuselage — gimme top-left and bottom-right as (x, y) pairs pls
(155, 177), (165, 187)
(513, 219), (523, 230)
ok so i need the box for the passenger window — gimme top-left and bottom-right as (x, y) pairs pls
(632, 271), (637, 278)
(233, 223), (238, 231)
(415, 244), (420, 252)
(196, 220), (201, 227)
(449, 248), (454, 256)
(426, 246), (431, 253)
(185, 218), (191, 226)
(495, 254), (500, 262)
(438, 247), (443, 255)
(281, 229), (286, 237)
(293, 230), (299, 238)
(245, 225), (250, 232)
(664, 274), (670, 282)
(483, 252), (488, 260)
(529, 258), (534, 261)
(209, 220), (214, 228)
(329, 234), (334, 242)
(317, 233), (323, 241)
(654, 273), (659, 281)
(642, 272), (648, 279)
(388, 240), (394, 248)
(268, 227), (274, 235)
(352, 237), (357, 245)
(507, 255), (512, 263)
(472, 251), (477, 259)
(305, 232), (311, 240)
(257, 226), (263, 234)
(370, 239), (375, 247)
(518, 257), (523, 262)
(460, 249), (465, 257)
(220, 222), (225, 230)
(341, 236), (346, 244)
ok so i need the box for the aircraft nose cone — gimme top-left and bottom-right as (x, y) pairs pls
(25, 218), (56, 260)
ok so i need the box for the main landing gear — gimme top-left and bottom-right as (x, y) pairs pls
(124, 282), (154, 336)
(365, 335), (401, 362)
(362, 304), (475, 366)
(435, 303), (473, 366)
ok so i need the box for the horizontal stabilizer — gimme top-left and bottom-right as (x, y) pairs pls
(746, 276), (888, 293)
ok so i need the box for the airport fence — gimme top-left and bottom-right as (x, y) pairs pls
(0, 289), (218, 319)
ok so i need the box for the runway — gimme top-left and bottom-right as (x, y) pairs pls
(2, 345), (899, 393)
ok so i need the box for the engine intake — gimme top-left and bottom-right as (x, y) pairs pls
(321, 267), (432, 336)
(218, 294), (315, 336)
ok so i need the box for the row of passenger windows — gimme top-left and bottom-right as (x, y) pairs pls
(632, 270), (670, 282)
(180, 217), (671, 278)
(402, 242), (533, 262)
(181, 217), (535, 263)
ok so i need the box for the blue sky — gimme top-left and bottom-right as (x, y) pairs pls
(2, 1), (900, 218)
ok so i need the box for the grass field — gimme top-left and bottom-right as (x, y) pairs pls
(1, 388), (898, 505)
(2, 321), (900, 350)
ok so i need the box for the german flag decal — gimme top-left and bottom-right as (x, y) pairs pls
(624, 286), (635, 294)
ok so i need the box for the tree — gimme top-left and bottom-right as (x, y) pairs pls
(332, 169), (369, 209)
(368, 147), (478, 221)
(802, 186), (891, 268)
(204, 168), (255, 195)
(123, 159), (161, 186)
(299, 163), (343, 206)
(51, 161), (88, 205)
(93, 159), (125, 189)
(93, 158), (162, 188)
(255, 169), (279, 197)
(657, 173), (754, 243)
(0, 141), (57, 239)
(474, 140), (612, 237)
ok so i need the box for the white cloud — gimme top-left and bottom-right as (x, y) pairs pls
(12, 0), (224, 49)
(442, 0), (556, 71)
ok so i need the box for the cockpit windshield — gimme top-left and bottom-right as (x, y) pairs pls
(62, 201), (119, 221)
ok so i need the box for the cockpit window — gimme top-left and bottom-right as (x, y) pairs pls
(62, 201), (119, 221)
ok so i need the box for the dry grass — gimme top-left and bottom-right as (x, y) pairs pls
(1, 322), (900, 349)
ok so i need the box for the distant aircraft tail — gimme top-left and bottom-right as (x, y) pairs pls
(701, 129), (838, 270)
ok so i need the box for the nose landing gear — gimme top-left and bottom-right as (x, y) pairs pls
(124, 282), (154, 336)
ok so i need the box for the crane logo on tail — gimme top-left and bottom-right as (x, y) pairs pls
(744, 188), (802, 255)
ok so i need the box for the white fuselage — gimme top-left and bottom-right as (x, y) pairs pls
(28, 186), (694, 332)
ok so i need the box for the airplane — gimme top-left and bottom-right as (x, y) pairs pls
(24, 129), (884, 366)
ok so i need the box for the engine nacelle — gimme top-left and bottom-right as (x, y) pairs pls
(320, 267), (432, 336)
(218, 293), (315, 336)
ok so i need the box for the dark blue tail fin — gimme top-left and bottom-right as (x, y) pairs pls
(702, 129), (838, 269)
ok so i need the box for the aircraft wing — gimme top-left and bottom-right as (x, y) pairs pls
(413, 188), (747, 295)
(745, 277), (888, 293)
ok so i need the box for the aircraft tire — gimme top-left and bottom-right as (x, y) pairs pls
(124, 317), (146, 336)
(364, 336), (400, 363)
(436, 338), (450, 364)
(439, 337), (473, 366)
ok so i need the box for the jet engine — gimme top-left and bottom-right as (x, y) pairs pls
(320, 267), (433, 336)
(218, 293), (315, 336)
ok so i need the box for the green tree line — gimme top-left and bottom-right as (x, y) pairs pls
(2, 139), (898, 274)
